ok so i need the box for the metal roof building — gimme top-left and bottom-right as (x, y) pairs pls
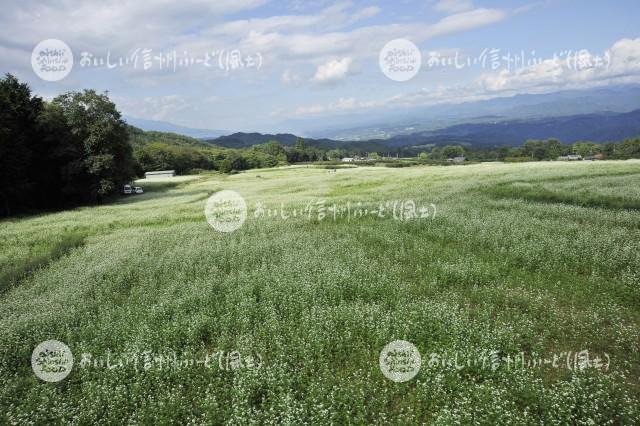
(144, 170), (176, 178)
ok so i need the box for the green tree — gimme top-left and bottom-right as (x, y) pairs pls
(544, 139), (564, 159)
(522, 140), (547, 160)
(219, 158), (232, 173)
(572, 142), (600, 157)
(294, 137), (306, 151)
(36, 102), (85, 204)
(327, 149), (346, 160)
(618, 137), (640, 159)
(601, 142), (617, 158)
(442, 145), (465, 159)
(0, 74), (42, 215)
(429, 147), (443, 160)
(53, 90), (135, 201)
(261, 140), (288, 162)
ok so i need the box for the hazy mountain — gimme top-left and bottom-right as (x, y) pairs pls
(127, 125), (211, 148)
(206, 132), (392, 152)
(130, 85), (640, 152)
(299, 85), (640, 141)
(209, 133), (307, 147)
(124, 86), (640, 145)
(208, 109), (640, 152)
(124, 116), (227, 139)
(406, 109), (640, 147)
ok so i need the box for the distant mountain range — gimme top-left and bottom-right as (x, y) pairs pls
(204, 109), (640, 151)
(206, 132), (394, 152)
(125, 86), (640, 142)
(125, 85), (640, 152)
(378, 109), (640, 149)
(296, 85), (640, 140)
(124, 116), (227, 139)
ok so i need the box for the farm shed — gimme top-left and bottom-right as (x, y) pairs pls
(145, 170), (176, 178)
(448, 156), (466, 163)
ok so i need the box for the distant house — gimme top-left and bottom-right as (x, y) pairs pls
(557, 155), (583, 161)
(341, 157), (354, 162)
(145, 170), (176, 178)
(448, 156), (466, 163)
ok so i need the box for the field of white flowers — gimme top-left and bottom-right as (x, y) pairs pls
(1, 161), (639, 424)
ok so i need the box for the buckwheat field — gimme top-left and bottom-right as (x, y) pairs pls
(1, 161), (639, 424)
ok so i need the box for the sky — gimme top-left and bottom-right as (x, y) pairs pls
(2, 0), (640, 133)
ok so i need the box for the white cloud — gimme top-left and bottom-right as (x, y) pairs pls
(433, 0), (475, 14)
(290, 96), (383, 116)
(168, 2), (509, 65)
(313, 57), (353, 84)
(420, 8), (507, 39)
(281, 69), (302, 85)
(117, 94), (191, 121)
(0, 0), (270, 52)
(477, 38), (640, 93)
(349, 6), (381, 22)
(221, 6), (508, 70)
(286, 38), (640, 118)
(608, 38), (640, 75)
(198, 2), (380, 43)
(1, 0), (511, 82)
(0, 0), (529, 130)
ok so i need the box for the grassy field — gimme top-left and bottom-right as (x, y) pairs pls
(1, 161), (639, 424)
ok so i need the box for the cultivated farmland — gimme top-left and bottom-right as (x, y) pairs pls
(1, 161), (639, 424)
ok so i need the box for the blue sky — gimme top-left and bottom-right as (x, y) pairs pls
(2, 0), (640, 133)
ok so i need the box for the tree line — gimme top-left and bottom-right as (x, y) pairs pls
(418, 138), (640, 162)
(131, 137), (328, 175)
(0, 74), (134, 216)
(128, 136), (640, 175)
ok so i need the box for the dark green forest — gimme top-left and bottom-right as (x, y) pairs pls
(0, 75), (134, 216)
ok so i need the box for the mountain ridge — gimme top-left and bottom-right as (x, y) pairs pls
(124, 116), (227, 139)
(204, 109), (640, 151)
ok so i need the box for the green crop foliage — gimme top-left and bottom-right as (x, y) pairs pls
(1, 161), (639, 424)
